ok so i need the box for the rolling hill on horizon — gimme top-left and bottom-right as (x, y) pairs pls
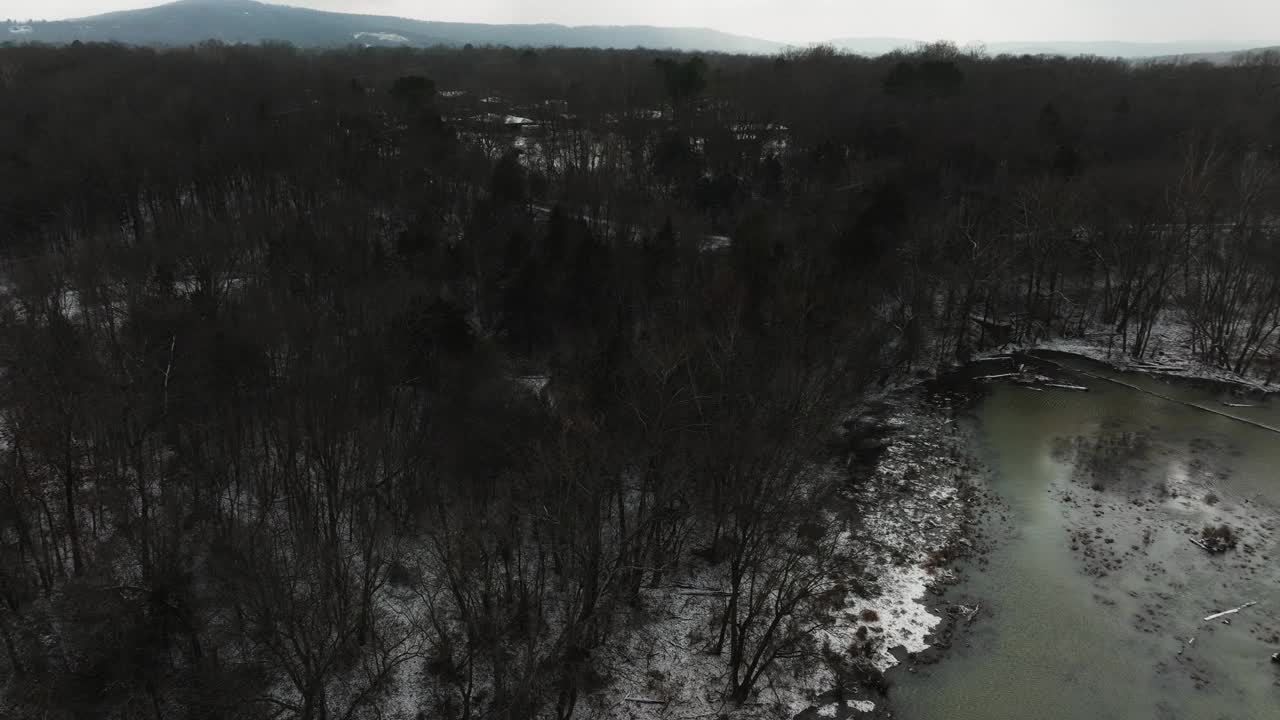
(5, 0), (787, 53)
(1145, 45), (1280, 64)
(4, 0), (1276, 61)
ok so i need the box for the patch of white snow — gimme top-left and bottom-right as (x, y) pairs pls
(352, 31), (409, 43)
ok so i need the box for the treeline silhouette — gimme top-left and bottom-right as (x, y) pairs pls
(1, 40), (1279, 719)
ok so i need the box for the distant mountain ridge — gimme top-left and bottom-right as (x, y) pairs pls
(4, 0), (1275, 61)
(1146, 45), (1280, 65)
(976, 40), (1261, 59)
(6, 0), (787, 53)
(828, 37), (1270, 60)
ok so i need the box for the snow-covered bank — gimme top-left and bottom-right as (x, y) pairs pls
(839, 398), (979, 672)
(984, 316), (1278, 394)
(580, 394), (980, 719)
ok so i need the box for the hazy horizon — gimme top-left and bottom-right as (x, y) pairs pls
(3, 0), (1276, 49)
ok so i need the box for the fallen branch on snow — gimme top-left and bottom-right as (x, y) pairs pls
(669, 584), (730, 597)
(1189, 537), (1214, 553)
(673, 589), (731, 597)
(1131, 362), (1186, 371)
(1203, 601), (1257, 622)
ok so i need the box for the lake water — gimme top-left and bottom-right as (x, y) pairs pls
(892, 358), (1280, 720)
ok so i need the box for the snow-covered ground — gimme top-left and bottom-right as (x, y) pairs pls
(700, 234), (733, 252)
(818, 699), (877, 716)
(579, 400), (972, 719)
(986, 313), (1278, 393)
(581, 524), (889, 719)
(353, 32), (409, 43)
(839, 403), (971, 669)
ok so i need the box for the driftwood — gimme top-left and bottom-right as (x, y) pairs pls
(1222, 402), (1257, 408)
(1030, 352), (1280, 436)
(624, 697), (668, 705)
(1203, 602), (1257, 622)
(976, 373), (1019, 381)
(670, 584), (730, 597)
(947, 603), (982, 623)
(1189, 537), (1214, 552)
(1043, 382), (1089, 392)
(1193, 525), (1239, 553)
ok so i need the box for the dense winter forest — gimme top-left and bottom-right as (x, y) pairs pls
(2, 40), (1280, 719)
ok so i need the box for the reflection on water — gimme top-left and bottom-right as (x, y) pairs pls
(892, 364), (1280, 720)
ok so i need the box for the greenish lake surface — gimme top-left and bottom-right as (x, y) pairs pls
(892, 360), (1280, 720)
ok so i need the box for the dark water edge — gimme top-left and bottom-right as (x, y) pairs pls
(885, 355), (1280, 720)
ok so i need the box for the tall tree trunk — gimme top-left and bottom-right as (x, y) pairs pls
(63, 427), (83, 577)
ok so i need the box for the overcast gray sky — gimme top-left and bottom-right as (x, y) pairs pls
(5, 0), (1277, 45)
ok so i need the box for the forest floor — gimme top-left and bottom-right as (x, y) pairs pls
(577, 383), (992, 720)
(369, 326), (1280, 720)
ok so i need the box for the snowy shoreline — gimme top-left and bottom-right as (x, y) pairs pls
(981, 319), (1279, 395)
(587, 325), (1278, 720)
(578, 389), (984, 720)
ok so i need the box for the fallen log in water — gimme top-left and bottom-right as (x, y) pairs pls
(1203, 601), (1257, 622)
(1029, 353), (1280, 436)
